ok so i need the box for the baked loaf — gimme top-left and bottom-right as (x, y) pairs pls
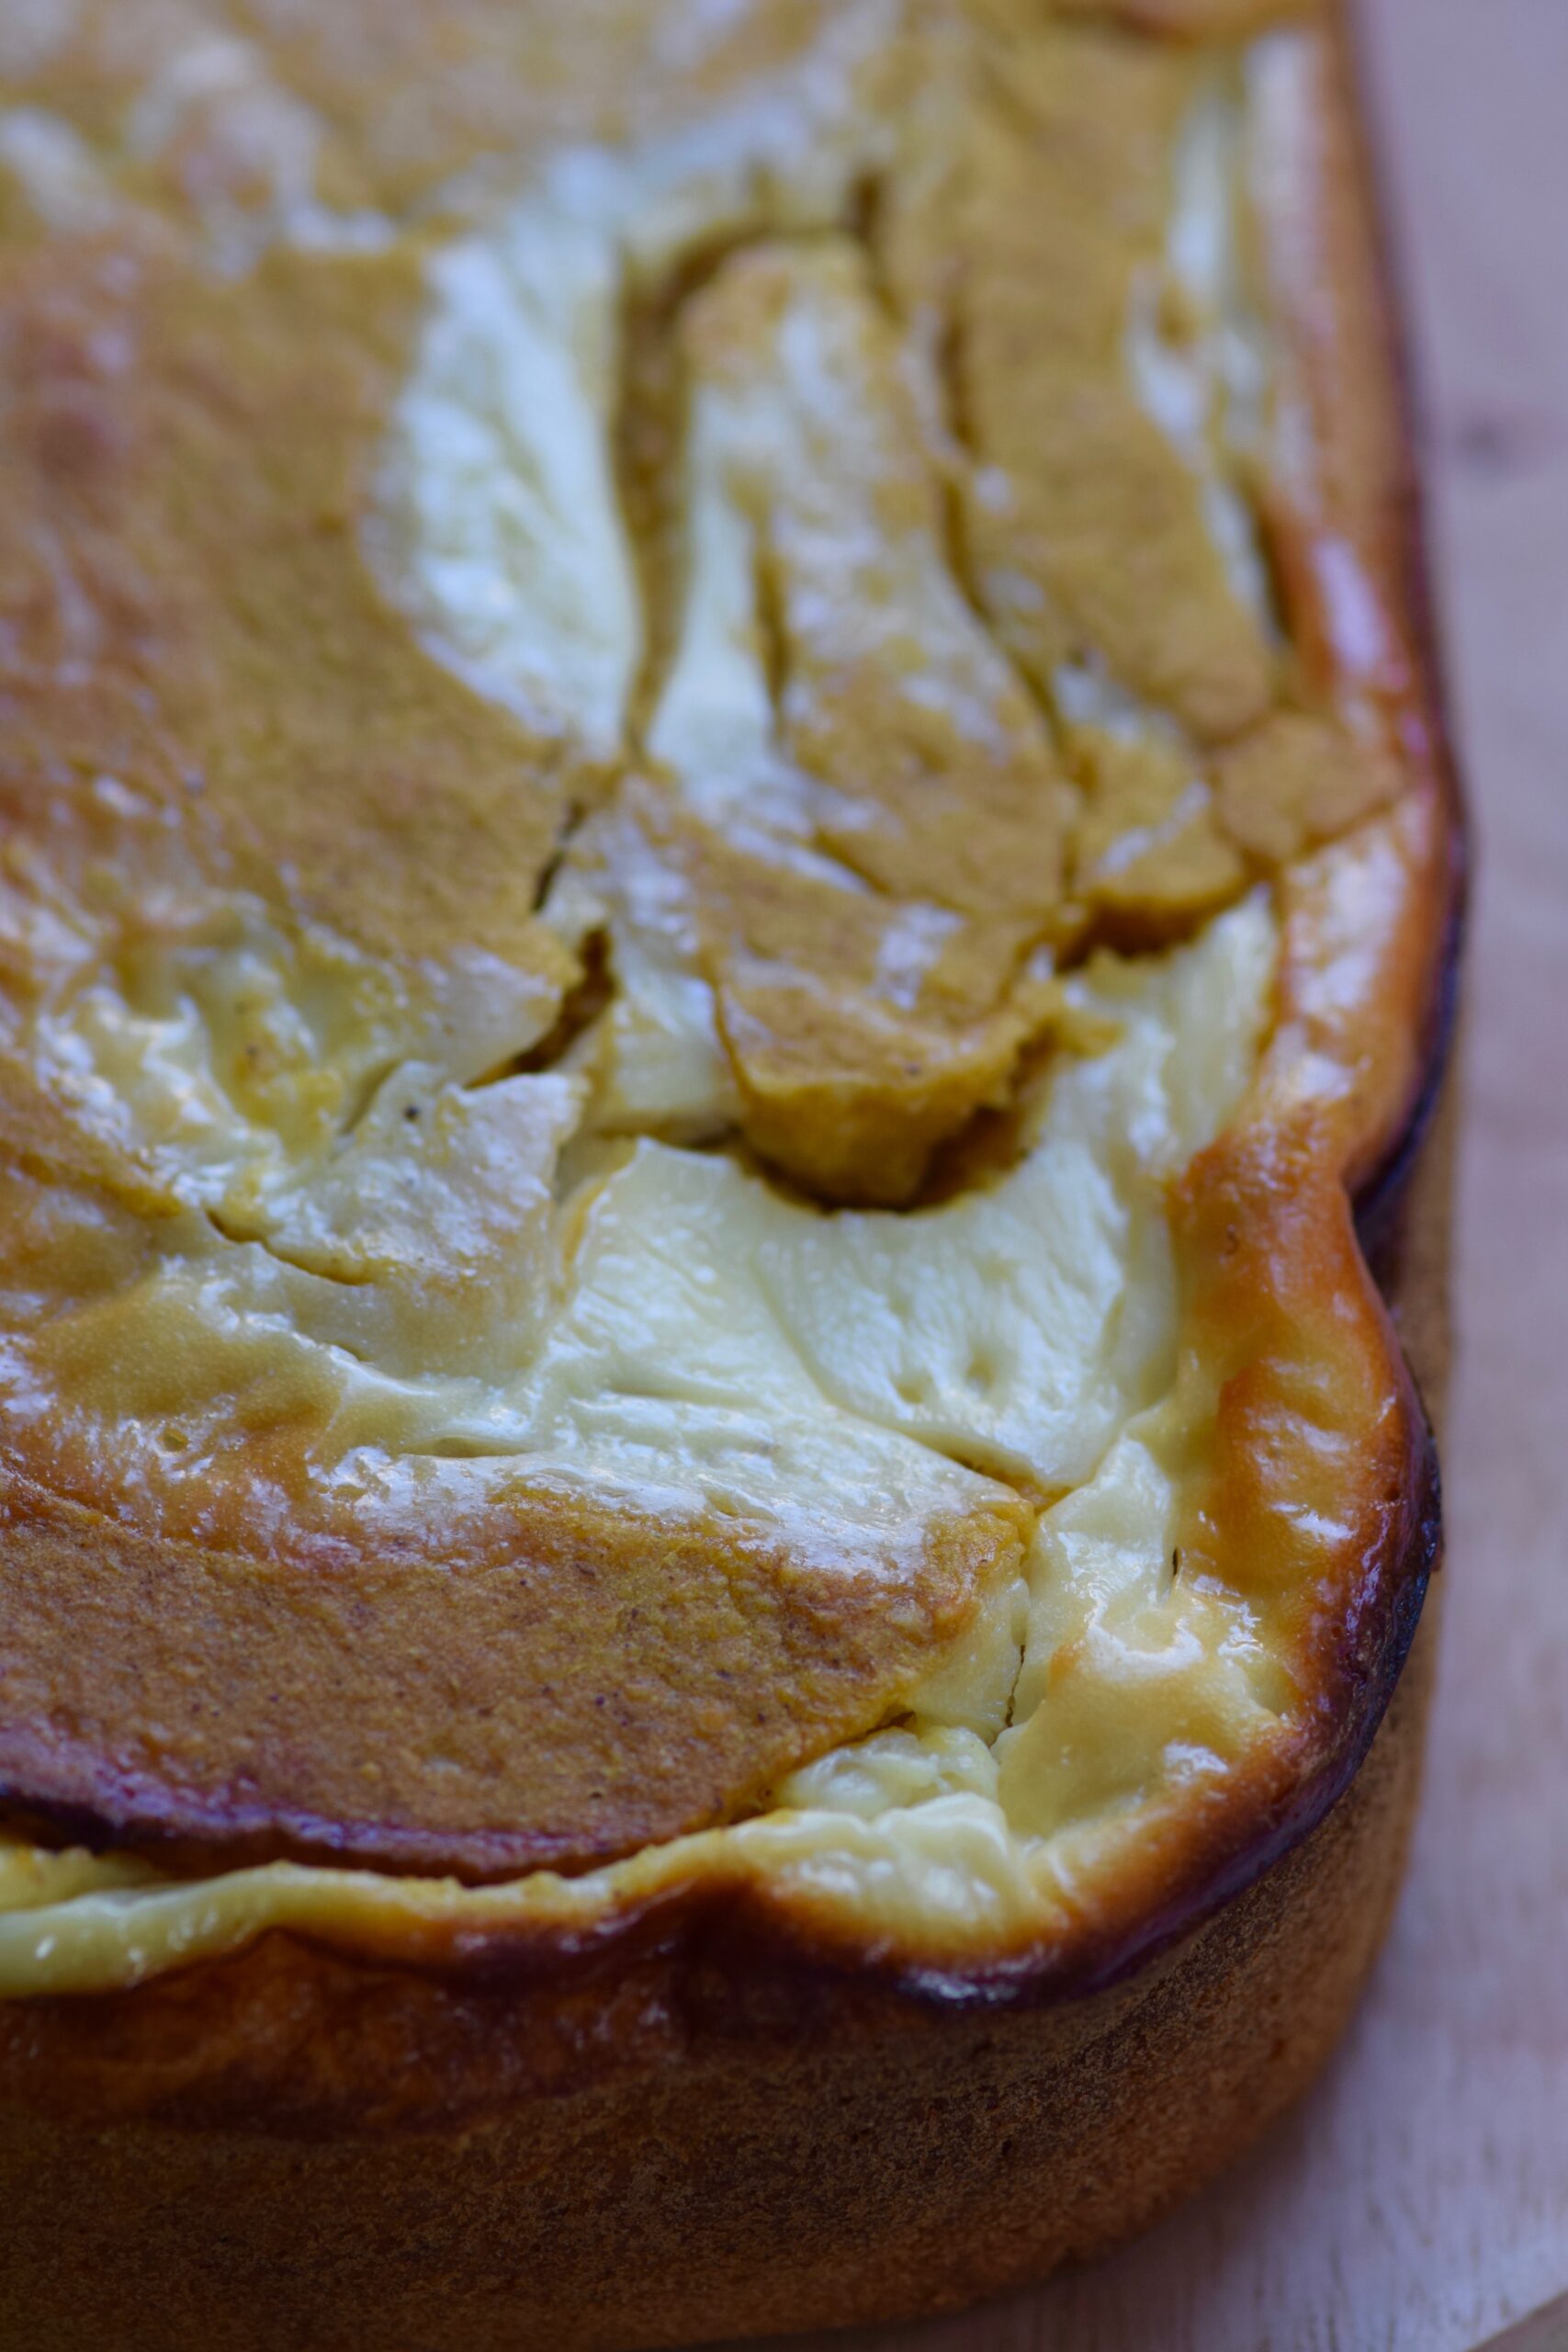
(0, 0), (1459, 2344)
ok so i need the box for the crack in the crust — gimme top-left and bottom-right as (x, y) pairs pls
(339, 1056), (403, 1138)
(1244, 468), (1299, 667)
(202, 1206), (375, 1287)
(911, 1022), (1062, 1209)
(613, 254), (690, 758)
(750, 535), (794, 730)
(746, 1247), (1063, 1521)
(847, 165), (894, 312)
(998, 1612), (1029, 1736)
(528, 836), (572, 919)
(513, 929), (614, 1077)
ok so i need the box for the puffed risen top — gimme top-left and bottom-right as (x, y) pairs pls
(0, 0), (1448, 1971)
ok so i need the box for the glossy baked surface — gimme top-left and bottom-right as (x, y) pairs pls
(0, 0), (1453, 1993)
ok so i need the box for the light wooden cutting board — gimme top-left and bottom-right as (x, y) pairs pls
(764, 4), (1568, 2346)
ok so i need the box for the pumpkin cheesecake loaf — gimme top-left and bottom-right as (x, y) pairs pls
(0, 2), (1459, 2345)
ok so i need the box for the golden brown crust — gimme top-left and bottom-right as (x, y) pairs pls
(0, 5), (1465, 2335)
(0, 1473), (1027, 1881)
(0, 2), (1455, 1895)
(0, 0), (1455, 1939)
(0, 227), (577, 978)
(942, 27), (1276, 743)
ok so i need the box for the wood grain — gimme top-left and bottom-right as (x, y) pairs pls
(760, 4), (1568, 2346)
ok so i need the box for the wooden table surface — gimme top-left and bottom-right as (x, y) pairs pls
(768, 6), (1568, 2347)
